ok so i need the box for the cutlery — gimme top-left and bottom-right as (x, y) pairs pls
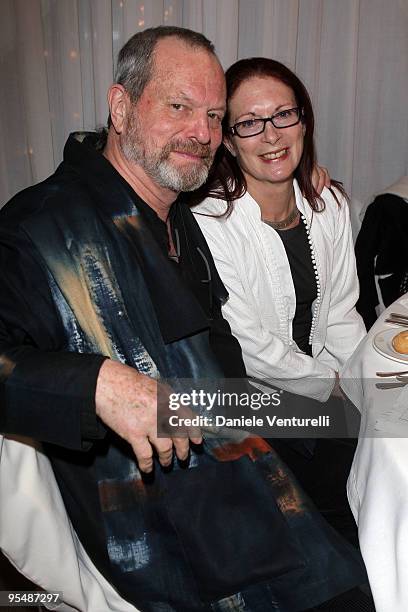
(376, 381), (408, 389)
(390, 312), (408, 320)
(376, 370), (408, 377)
(385, 318), (408, 326)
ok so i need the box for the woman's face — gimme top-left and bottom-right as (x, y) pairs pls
(225, 76), (305, 188)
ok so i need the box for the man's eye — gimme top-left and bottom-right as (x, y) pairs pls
(171, 103), (184, 111)
(208, 113), (222, 124)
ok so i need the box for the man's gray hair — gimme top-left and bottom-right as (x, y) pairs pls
(114, 26), (215, 103)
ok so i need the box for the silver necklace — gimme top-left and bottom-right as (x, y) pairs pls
(262, 206), (299, 230)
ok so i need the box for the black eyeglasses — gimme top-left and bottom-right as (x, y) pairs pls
(228, 107), (303, 138)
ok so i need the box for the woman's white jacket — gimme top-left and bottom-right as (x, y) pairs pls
(193, 180), (366, 402)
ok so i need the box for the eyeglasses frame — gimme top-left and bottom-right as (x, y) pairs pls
(228, 107), (304, 138)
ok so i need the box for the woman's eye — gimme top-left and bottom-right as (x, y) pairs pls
(277, 110), (292, 119)
(241, 119), (257, 128)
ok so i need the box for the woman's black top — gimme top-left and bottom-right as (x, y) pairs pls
(276, 220), (317, 356)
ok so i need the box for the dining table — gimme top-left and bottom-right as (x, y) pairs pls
(341, 294), (408, 612)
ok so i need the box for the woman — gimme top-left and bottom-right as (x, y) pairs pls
(192, 58), (366, 542)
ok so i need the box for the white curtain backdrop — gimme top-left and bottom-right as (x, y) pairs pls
(1, 0), (407, 234)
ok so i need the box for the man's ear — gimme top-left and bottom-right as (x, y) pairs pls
(107, 84), (129, 134)
(223, 135), (237, 157)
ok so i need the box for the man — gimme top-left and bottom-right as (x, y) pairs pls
(0, 27), (368, 611)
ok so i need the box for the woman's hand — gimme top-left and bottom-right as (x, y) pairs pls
(312, 165), (331, 195)
(331, 371), (345, 399)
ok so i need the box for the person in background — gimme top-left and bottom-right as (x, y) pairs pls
(355, 175), (408, 329)
(192, 57), (366, 546)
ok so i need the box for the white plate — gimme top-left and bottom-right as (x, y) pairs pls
(373, 328), (408, 364)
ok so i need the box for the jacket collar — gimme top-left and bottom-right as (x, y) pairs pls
(62, 132), (139, 219)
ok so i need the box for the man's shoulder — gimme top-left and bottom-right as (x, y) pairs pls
(0, 164), (93, 230)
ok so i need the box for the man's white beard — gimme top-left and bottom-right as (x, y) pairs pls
(149, 157), (210, 192)
(121, 114), (212, 192)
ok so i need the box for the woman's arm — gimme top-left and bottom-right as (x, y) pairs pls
(320, 193), (367, 371)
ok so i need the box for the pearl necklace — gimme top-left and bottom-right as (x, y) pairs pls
(300, 212), (321, 344)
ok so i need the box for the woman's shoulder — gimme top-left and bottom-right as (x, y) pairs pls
(309, 186), (352, 244)
(191, 196), (230, 218)
(192, 191), (259, 221)
(192, 193), (254, 249)
(313, 186), (349, 224)
(323, 184), (348, 206)
(293, 178), (345, 216)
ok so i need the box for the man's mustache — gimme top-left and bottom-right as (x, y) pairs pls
(166, 139), (212, 161)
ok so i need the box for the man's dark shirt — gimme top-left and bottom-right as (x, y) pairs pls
(117, 177), (247, 378)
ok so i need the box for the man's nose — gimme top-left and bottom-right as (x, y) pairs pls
(189, 113), (211, 144)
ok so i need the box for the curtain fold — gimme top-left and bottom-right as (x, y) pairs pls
(1, 0), (407, 235)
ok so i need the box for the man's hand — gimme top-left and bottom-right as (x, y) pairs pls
(95, 359), (202, 473)
(312, 164), (331, 195)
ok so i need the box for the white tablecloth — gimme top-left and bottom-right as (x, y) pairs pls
(0, 434), (138, 611)
(342, 296), (408, 612)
